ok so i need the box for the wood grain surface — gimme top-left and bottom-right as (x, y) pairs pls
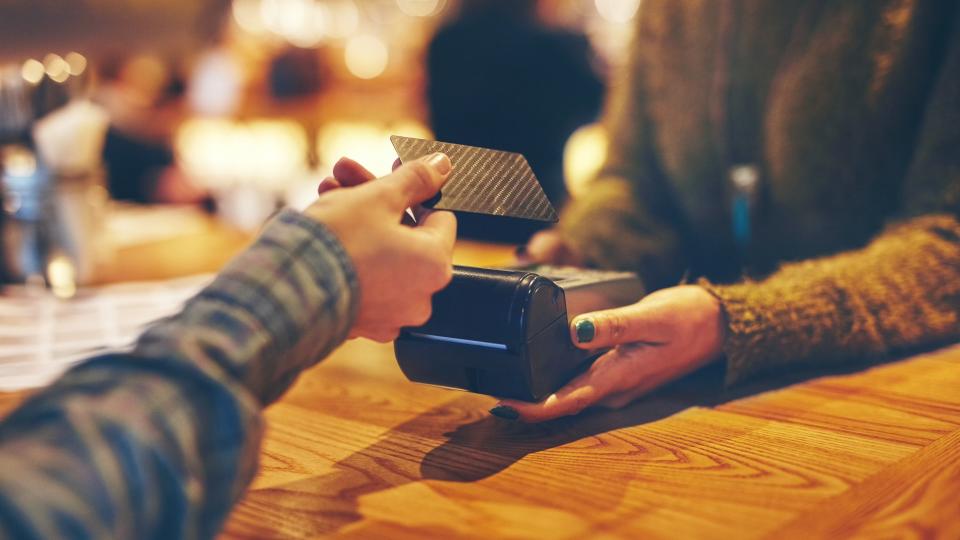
(217, 243), (960, 539)
(2, 236), (958, 539)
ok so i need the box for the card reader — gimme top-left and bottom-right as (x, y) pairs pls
(394, 265), (643, 401)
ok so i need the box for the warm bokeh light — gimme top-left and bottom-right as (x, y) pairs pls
(396, 0), (445, 17)
(232, 0), (268, 35)
(318, 122), (397, 176)
(259, 0), (329, 48)
(595, 0), (642, 24)
(321, 0), (360, 39)
(47, 255), (78, 299)
(188, 50), (244, 117)
(20, 59), (45, 84)
(64, 52), (87, 76)
(563, 123), (609, 199)
(317, 121), (431, 176)
(175, 119), (309, 190)
(1, 146), (38, 178)
(43, 54), (70, 83)
(259, 0), (295, 38)
(232, 0), (361, 44)
(344, 35), (389, 79)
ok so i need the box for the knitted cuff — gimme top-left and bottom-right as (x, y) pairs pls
(698, 279), (763, 386)
(697, 276), (848, 387)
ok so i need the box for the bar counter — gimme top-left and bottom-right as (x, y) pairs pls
(1, 232), (957, 539)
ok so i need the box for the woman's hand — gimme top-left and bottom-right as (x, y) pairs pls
(490, 285), (726, 422)
(304, 153), (456, 343)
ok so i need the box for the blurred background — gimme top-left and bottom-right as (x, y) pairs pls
(0, 0), (642, 294)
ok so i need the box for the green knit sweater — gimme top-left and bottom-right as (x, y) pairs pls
(558, 0), (960, 384)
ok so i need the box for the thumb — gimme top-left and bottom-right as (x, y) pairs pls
(569, 300), (668, 349)
(381, 153), (452, 209)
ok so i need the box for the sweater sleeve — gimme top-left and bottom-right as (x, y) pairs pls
(703, 11), (960, 385)
(702, 215), (960, 385)
(556, 11), (687, 291)
(0, 209), (359, 538)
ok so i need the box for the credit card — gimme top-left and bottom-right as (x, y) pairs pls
(390, 135), (558, 222)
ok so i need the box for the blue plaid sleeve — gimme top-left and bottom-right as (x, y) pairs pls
(0, 209), (359, 539)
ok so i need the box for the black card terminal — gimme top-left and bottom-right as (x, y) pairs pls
(394, 265), (643, 401)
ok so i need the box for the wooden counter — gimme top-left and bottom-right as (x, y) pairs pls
(218, 244), (960, 539)
(2, 225), (958, 538)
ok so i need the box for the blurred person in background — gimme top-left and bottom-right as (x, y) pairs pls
(268, 46), (328, 101)
(97, 55), (209, 204)
(497, 0), (960, 422)
(426, 0), (603, 240)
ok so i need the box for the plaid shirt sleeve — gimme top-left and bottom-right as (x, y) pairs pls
(0, 209), (359, 539)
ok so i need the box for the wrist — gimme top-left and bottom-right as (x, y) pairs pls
(695, 284), (727, 362)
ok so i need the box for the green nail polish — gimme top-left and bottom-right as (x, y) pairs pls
(575, 319), (595, 343)
(489, 405), (519, 420)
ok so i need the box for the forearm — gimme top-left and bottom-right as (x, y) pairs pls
(559, 176), (684, 290)
(0, 209), (358, 538)
(702, 214), (960, 385)
(556, 10), (685, 289)
(134, 209), (358, 405)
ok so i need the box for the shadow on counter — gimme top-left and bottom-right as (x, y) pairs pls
(227, 349), (920, 536)
(418, 353), (918, 483)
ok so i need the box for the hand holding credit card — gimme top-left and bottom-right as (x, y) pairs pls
(390, 136), (559, 223)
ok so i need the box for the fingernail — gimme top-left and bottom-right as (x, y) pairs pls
(425, 152), (452, 175)
(489, 405), (519, 420)
(574, 318), (595, 343)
